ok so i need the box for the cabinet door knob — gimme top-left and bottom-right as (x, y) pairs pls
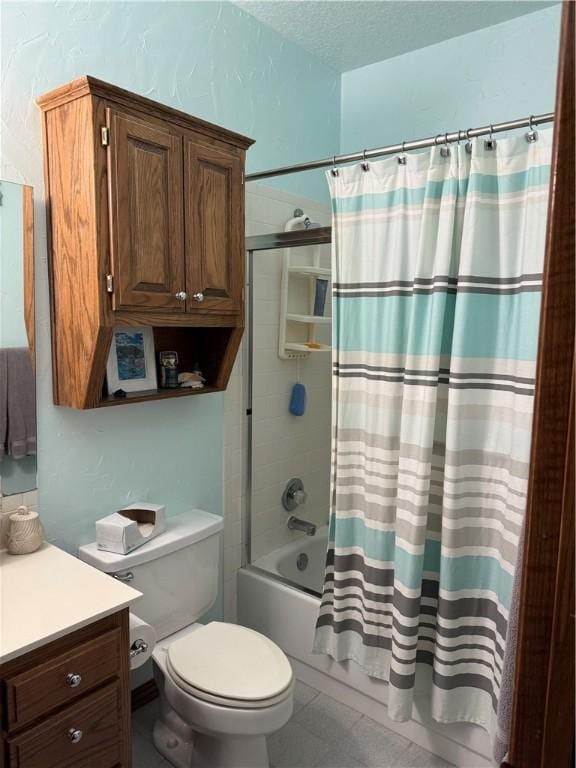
(192, 292), (204, 302)
(175, 291), (187, 301)
(68, 728), (83, 744)
(66, 673), (82, 688)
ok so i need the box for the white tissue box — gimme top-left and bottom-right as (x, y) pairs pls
(96, 503), (166, 555)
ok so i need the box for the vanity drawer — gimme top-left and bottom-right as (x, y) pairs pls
(4, 627), (121, 728)
(7, 680), (122, 768)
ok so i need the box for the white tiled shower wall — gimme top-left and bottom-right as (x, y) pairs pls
(222, 184), (332, 622)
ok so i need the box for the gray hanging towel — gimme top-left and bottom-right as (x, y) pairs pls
(0, 348), (7, 458)
(4, 348), (36, 459)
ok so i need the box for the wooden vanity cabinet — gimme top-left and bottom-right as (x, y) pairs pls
(37, 77), (253, 409)
(0, 611), (131, 768)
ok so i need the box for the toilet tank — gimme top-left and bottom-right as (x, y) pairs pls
(79, 510), (223, 640)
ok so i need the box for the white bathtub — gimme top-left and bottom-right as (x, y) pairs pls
(238, 530), (494, 768)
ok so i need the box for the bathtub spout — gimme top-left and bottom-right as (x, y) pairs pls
(287, 516), (317, 536)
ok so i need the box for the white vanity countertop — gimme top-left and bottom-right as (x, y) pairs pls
(0, 542), (141, 664)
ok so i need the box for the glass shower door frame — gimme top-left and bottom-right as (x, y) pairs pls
(243, 227), (332, 570)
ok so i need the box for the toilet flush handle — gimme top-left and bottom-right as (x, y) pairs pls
(112, 571), (134, 582)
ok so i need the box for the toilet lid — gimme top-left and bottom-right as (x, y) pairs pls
(167, 622), (293, 702)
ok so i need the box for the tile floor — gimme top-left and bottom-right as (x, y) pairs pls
(132, 680), (454, 768)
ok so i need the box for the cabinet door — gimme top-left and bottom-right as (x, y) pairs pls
(107, 109), (186, 311)
(185, 138), (243, 312)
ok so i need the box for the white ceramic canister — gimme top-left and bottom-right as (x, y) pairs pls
(7, 506), (44, 555)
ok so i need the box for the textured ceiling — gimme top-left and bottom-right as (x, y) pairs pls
(235, 1), (557, 73)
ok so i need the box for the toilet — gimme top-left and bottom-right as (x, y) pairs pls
(79, 510), (294, 768)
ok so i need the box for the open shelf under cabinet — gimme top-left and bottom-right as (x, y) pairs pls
(98, 324), (242, 408)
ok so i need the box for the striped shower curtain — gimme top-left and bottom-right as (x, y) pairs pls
(313, 132), (552, 733)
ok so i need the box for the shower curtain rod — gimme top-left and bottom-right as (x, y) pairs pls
(245, 111), (554, 182)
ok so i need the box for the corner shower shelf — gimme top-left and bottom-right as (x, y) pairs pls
(288, 266), (331, 278)
(286, 313), (332, 324)
(284, 342), (331, 353)
(279, 234), (332, 360)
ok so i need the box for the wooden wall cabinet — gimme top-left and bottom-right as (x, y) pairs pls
(37, 77), (253, 409)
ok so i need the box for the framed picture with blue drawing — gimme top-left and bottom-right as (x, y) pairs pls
(106, 326), (157, 394)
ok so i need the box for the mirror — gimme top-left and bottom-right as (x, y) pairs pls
(0, 180), (36, 498)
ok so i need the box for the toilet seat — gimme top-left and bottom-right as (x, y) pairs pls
(166, 622), (293, 710)
(166, 661), (294, 710)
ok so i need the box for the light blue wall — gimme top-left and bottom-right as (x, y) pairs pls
(2, 1), (339, 201)
(341, 6), (561, 154)
(0, 0), (340, 598)
(0, 0), (561, 615)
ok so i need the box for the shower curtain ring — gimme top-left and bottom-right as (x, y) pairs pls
(526, 114), (539, 143)
(398, 141), (407, 165)
(440, 132), (451, 158)
(484, 123), (497, 151)
(331, 155), (339, 177)
(465, 128), (473, 155)
(361, 149), (370, 172)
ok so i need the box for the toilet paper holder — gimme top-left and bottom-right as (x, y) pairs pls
(127, 614), (156, 669)
(130, 638), (149, 659)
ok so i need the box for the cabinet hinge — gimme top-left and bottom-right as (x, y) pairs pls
(241, 170), (245, 186)
(101, 126), (110, 147)
(106, 274), (114, 293)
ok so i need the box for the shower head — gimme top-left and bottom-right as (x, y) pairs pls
(293, 208), (321, 229)
(285, 208), (321, 232)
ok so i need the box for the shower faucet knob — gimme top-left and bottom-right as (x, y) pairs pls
(292, 489), (307, 506)
(282, 478), (307, 511)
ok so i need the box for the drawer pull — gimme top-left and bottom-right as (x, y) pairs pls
(66, 673), (82, 688)
(68, 728), (83, 744)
